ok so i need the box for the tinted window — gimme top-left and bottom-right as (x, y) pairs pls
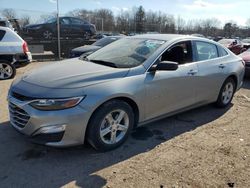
(60, 18), (70, 25)
(218, 45), (228, 57)
(161, 41), (193, 64)
(0, 30), (6, 41)
(71, 18), (83, 25)
(46, 18), (56, 24)
(195, 41), (218, 61)
(0, 21), (7, 27)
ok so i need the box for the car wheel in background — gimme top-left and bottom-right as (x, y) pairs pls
(87, 99), (134, 151)
(216, 77), (236, 108)
(43, 30), (53, 39)
(0, 60), (16, 80)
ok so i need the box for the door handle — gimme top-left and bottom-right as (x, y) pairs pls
(219, 64), (225, 69)
(187, 69), (198, 75)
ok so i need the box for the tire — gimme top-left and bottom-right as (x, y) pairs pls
(0, 60), (16, 80)
(87, 99), (134, 152)
(216, 77), (236, 108)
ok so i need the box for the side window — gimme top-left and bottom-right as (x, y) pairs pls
(161, 41), (193, 64)
(0, 30), (6, 41)
(218, 45), (228, 57)
(195, 41), (219, 61)
(60, 18), (71, 25)
(71, 18), (82, 25)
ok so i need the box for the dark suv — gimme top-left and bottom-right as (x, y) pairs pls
(22, 17), (96, 40)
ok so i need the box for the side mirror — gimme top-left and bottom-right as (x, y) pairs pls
(150, 61), (179, 72)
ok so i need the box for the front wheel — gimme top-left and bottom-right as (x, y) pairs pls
(0, 61), (16, 80)
(216, 77), (236, 108)
(87, 100), (134, 151)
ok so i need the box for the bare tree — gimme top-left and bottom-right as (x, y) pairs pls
(135, 6), (145, 33)
(19, 15), (31, 27)
(246, 18), (250, 28)
(1, 8), (16, 19)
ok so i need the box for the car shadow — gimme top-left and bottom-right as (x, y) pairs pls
(0, 104), (232, 187)
(242, 77), (250, 89)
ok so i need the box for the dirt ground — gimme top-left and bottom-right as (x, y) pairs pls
(0, 62), (250, 188)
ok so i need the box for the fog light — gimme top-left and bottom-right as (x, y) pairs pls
(34, 124), (66, 135)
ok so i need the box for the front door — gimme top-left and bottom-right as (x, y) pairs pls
(144, 40), (198, 120)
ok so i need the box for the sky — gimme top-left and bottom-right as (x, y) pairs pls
(0, 0), (250, 26)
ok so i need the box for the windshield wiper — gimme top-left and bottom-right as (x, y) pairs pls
(89, 59), (118, 68)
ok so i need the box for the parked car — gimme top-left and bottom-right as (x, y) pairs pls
(218, 39), (246, 55)
(70, 36), (123, 58)
(239, 48), (250, 76)
(8, 34), (244, 151)
(241, 38), (250, 49)
(0, 26), (32, 80)
(22, 17), (96, 40)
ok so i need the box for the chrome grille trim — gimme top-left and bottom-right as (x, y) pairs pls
(8, 102), (30, 129)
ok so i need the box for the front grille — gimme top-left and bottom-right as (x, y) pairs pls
(9, 102), (30, 128)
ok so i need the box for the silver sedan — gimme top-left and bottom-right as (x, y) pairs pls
(8, 34), (245, 151)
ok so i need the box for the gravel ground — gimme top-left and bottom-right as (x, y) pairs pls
(0, 62), (250, 188)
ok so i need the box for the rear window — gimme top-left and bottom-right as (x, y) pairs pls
(0, 30), (6, 41)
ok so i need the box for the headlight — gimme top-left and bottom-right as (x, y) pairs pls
(29, 97), (85, 111)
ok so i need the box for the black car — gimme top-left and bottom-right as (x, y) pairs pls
(22, 17), (96, 40)
(69, 36), (123, 58)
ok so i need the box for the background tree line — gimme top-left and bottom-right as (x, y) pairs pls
(1, 6), (250, 38)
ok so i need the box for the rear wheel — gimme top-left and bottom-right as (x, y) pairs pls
(0, 60), (16, 80)
(87, 100), (134, 151)
(216, 77), (236, 108)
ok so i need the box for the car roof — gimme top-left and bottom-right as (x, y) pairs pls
(130, 34), (201, 41)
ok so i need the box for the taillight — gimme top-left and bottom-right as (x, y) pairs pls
(22, 41), (29, 53)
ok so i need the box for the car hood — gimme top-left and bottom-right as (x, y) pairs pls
(21, 58), (129, 89)
(72, 45), (101, 53)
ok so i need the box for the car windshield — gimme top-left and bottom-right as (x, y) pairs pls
(45, 18), (56, 24)
(92, 37), (120, 47)
(87, 38), (165, 68)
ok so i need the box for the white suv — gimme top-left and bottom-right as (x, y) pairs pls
(0, 26), (32, 80)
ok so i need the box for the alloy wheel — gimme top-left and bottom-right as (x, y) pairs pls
(100, 110), (129, 145)
(0, 63), (13, 79)
(222, 82), (234, 105)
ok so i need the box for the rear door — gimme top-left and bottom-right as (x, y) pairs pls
(70, 18), (84, 37)
(144, 40), (199, 120)
(193, 41), (228, 103)
(60, 18), (72, 38)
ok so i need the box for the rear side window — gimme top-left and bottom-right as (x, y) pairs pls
(195, 41), (219, 61)
(218, 45), (228, 57)
(0, 30), (6, 41)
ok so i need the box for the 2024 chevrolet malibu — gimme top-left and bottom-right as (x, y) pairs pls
(8, 34), (245, 151)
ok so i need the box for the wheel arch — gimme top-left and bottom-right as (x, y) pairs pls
(227, 74), (238, 91)
(84, 96), (140, 142)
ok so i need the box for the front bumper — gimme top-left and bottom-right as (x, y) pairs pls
(8, 95), (91, 147)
